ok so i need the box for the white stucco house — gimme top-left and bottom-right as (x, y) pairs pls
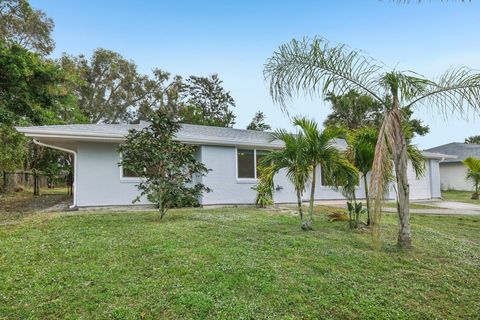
(17, 123), (449, 209)
(426, 142), (480, 191)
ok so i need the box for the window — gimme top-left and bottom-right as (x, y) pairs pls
(119, 152), (139, 179)
(237, 149), (255, 178)
(122, 167), (138, 178)
(237, 149), (270, 180)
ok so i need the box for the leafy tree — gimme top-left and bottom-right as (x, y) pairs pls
(0, 0), (54, 55)
(261, 130), (311, 230)
(465, 135), (480, 144)
(179, 74), (236, 127)
(462, 157), (480, 200)
(59, 49), (152, 124)
(264, 37), (480, 248)
(247, 111), (271, 131)
(118, 110), (210, 218)
(136, 69), (185, 121)
(0, 125), (25, 191)
(324, 91), (382, 130)
(325, 91), (429, 138)
(293, 117), (357, 229)
(0, 42), (83, 192)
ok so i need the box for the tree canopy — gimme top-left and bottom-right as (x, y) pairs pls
(247, 111), (271, 131)
(179, 74), (236, 127)
(465, 135), (480, 144)
(0, 0), (54, 55)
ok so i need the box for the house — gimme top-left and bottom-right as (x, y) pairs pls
(17, 123), (449, 208)
(426, 142), (480, 191)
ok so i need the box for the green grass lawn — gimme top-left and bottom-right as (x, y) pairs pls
(381, 202), (441, 210)
(1, 208), (479, 319)
(442, 190), (480, 205)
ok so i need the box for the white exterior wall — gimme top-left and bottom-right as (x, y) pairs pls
(200, 145), (258, 205)
(76, 142), (148, 207)
(200, 145), (365, 205)
(429, 160), (442, 198)
(74, 142), (439, 207)
(439, 162), (471, 191)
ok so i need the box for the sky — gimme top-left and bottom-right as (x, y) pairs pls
(31, 0), (480, 149)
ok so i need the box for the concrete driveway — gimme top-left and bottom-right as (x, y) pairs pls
(319, 199), (480, 216)
(384, 201), (480, 216)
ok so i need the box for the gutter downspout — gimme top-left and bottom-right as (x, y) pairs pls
(32, 139), (77, 209)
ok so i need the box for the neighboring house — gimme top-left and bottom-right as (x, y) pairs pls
(17, 123), (448, 208)
(426, 142), (480, 191)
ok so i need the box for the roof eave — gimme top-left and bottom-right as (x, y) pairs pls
(16, 128), (284, 149)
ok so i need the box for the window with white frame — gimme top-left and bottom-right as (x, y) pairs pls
(237, 149), (269, 179)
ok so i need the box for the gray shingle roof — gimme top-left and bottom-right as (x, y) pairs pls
(16, 122), (286, 148)
(426, 142), (480, 163)
(16, 122), (449, 159)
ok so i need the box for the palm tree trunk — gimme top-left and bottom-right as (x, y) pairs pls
(297, 189), (307, 230)
(393, 126), (412, 249)
(363, 173), (370, 225)
(307, 165), (317, 229)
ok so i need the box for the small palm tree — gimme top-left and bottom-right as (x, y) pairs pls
(463, 157), (480, 200)
(262, 130), (311, 230)
(346, 127), (377, 224)
(264, 37), (480, 248)
(293, 117), (357, 229)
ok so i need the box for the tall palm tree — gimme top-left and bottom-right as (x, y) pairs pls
(293, 117), (357, 229)
(264, 37), (480, 248)
(462, 157), (480, 199)
(346, 126), (426, 226)
(262, 129), (311, 230)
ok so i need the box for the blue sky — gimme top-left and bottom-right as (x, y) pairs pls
(32, 0), (480, 149)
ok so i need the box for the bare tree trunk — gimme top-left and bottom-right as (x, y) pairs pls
(2, 171), (6, 193)
(363, 173), (371, 226)
(307, 166), (317, 230)
(392, 120), (411, 249)
(33, 170), (40, 196)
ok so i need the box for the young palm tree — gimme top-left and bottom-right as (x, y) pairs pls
(293, 117), (357, 229)
(262, 130), (311, 230)
(462, 157), (480, 200)
(264, 37), (480, 248)
(346, 127), (377, 225)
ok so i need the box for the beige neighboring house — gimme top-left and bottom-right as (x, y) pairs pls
(426, 142), (480, 191)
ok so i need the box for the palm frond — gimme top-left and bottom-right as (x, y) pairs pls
(369, 112), (396, 247)
(407, 144), (426, 178)
(405, 67), (480, 117)
(264, 37), (386, 108)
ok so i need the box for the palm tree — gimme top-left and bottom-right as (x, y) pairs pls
(262, 129), (311, 230)
(293, 117), (357, 229)
(264, 37), (480, 248)
(346, 127), (377, 225)
(462, 157), (480, 200)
